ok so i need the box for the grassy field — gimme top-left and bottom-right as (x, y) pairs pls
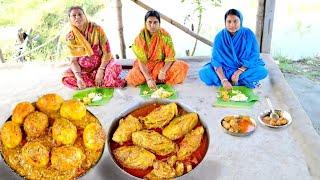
(275, 55), (320, 82)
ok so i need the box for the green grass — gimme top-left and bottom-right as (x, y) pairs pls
(274, 54), (320, 82)
(274, 55), (297, 73)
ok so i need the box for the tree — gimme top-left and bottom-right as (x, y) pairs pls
(181, 0), (221, 56)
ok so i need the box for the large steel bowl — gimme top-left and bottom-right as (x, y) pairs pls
(107, 99), (210, 179)
(0, 109), (105, 180)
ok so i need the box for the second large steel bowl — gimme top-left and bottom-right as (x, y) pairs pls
(107, 99), (210, 179)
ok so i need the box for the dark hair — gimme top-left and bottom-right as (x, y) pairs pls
(68, 6), (85, 17)
(224, 9), (242, 25)
(144, 10), (161, 23)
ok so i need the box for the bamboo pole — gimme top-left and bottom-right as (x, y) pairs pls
(116, 0), (126, 58)
(130, 0), (212, 47)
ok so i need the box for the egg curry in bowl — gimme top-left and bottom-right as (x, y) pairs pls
(0, 93), (105, 180)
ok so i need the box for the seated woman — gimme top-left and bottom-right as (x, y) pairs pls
(126, 10), (189, 89)
(199, 9), (268, 89)
(62, 6), (125, 89)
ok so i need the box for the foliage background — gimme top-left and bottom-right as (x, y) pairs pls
(0, 0), (106, 61)
(0, 0), (319, 80)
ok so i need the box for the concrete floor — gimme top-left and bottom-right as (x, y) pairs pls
(0, 55), (319, 180)
(284, 74), (320, 135)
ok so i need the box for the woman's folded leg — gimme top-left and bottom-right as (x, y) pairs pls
(125, 64), (146, 86)
(62, 71), (95, 89)
(165, 60), (189, 85)
(198, 63), (221, 86)
(238, 66), (268, 88)
(103, 60), (126, 88)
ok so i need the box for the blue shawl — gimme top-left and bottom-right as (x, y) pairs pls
(211, 27), (264, 70)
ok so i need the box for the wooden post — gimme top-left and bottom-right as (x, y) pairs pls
(0, 48), (5, 63)
(116, 0), (126, 58)
(130, 0), (212, 47)
(255, 0), (275, 53)
(255, 0), (264, 49)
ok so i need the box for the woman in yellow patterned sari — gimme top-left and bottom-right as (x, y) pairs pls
(126, 10), (189, 89)
(62, 6), (125, 89)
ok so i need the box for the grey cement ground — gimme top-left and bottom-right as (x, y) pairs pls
(284, 74), (320, 135)
(0, 54), (319, 180)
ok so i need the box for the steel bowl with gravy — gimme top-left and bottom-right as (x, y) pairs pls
(0, 93), (106, 180)
(107, 100), (210, 179)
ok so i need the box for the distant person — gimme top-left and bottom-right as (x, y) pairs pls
(15, 28), (29, 62)
(17, 28), (28, 43)
(199, 9), (268, 89)
(126, 10), (189, 89)
(62, 6), (125, 89)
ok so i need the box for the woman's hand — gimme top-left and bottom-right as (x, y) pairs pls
(157, 69), (166, 82)
(147, 79), (157, 89)
(231, 70), (242, 85)
(77, 78), (86, 89)
(95, 68), (105, 87)
(222, 79), (232, 90)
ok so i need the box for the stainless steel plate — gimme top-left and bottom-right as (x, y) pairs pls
(221, 115), (257, 137)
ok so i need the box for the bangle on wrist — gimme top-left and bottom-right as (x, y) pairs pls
(238, 67), (245, 72)
(98, 67), (106, 70)
(221, 78), (228, 83)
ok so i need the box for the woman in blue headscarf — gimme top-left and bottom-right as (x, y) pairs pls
(199, 9), (268, 89)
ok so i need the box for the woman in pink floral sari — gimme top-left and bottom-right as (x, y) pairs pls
(62, 6), (125, 89)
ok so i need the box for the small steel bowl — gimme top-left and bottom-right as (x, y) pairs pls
(221, 115), (257, 137)
(107, 99), (210, 179)
(258, 109), (292, 128)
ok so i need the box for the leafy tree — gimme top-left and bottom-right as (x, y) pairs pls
(0, 0), (105, 61)
(181, 0), (221, 56)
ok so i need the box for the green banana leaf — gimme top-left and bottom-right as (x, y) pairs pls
(73, 87), (114, 106)
(213, 86), (259, 108)
(139, 83), (178, 99)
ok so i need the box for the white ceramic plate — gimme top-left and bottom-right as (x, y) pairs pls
(258, 109), (292, 128)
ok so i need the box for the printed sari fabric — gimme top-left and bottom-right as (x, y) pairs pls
(199, 27), (268, 88)
(62, 22), (125, 89)
(126, 27), (189, 86)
